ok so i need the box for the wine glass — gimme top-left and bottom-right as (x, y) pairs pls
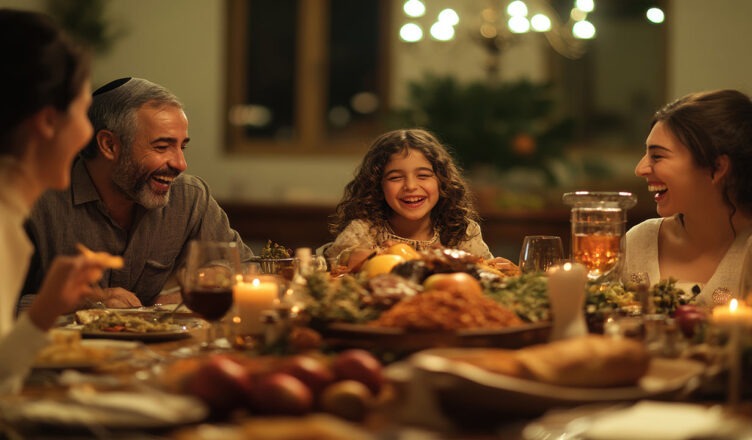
(182, 240), (241, 350)
(518, 235), (564, 273)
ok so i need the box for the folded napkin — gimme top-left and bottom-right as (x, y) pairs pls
(583, 401), (745, 440)
(1, 386), (207, 429)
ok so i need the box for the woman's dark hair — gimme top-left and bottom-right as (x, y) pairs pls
(652, 89), (752, 217)
(329, 128), (480, 247)
(0, 9), (90, 154)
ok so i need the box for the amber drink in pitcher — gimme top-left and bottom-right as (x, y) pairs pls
(563, 191), (637, 282)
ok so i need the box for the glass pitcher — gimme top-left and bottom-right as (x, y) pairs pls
(562, 191), (637, 282)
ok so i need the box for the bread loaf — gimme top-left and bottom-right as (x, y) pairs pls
(444, 335), (650, 388)
(515, 335), (650, 387)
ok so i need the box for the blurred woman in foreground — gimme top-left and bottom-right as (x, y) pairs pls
(0, 9), (109, 393)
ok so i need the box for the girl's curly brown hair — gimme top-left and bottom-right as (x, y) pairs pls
(329, 128), (480, 247)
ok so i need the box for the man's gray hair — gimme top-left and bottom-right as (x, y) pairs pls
(80, 77), (183, 158)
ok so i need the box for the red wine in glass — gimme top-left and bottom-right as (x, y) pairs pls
(182, 240), (241, 350)
(184, 287), (234, 321)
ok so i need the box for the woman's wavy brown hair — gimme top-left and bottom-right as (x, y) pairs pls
(652, 89), (752, 225)
(329, 128), (480, 247)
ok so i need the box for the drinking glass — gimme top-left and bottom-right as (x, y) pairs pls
(518, 235), (564, 273)
(627, 271), (653, 315)
(182, 240), (241, 350)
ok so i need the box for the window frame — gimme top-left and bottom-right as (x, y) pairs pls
(225, 0), (392, 155)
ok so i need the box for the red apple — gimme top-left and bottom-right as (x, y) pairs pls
(182, 354), (253, 417)
(320, 380), (373, 422)
(422, 272), (483, 296)
(331, 349), (384, 396)
(278, 355), (335, 400)
(675, 309), (707, 338)
(248, 372), (313, 415)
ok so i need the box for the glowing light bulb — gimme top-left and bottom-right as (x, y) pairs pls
(646, 7), (665, 24)
(430, 21), (455, 41)
(438, 8), (459, 26)
(507, 1), (528, 17)
(530, 13), (551, 32)
(399, 22), (423, 42)
(508, 16), (530, 33)
(575, 0), (595, 13)
(403, 0), (425, 18)
(572, 20), (596, 39)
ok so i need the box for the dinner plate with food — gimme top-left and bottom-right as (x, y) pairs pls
(33, 330), (139, 370)
(385, 335), (706, 428)
(70, 308), (205, 341)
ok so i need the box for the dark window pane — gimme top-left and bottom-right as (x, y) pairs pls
(326, 0), (382, 135)
(242, 0), (298, 139)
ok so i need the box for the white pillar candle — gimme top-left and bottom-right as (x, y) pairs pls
(547, 261), (589, 340)
(712, 299), (752, 327)
(711, 299), (752, 408)
(233, 276), (279, 335)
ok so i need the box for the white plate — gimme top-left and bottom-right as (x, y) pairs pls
(32, 340), (141, 371)
(80, 323), (200, 341)
(70, 311), (205, 341)
(0, 387), (208, 430)
(386, 348), (706, 420)
(522, 401), (752, 440)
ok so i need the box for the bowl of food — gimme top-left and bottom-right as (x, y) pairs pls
(251, 240), (298, 280)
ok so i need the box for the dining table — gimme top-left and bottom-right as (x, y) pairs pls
(2, 302), (752, 440)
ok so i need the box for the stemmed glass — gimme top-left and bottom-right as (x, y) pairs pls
(181, 240), (241, 350)
(518, 235), (564, 273)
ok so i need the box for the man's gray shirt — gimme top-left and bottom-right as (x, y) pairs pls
(20, 158), (253, 306)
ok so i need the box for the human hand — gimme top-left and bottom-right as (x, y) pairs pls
(27, 255), (107, 330)
(99, 287), (142, 309)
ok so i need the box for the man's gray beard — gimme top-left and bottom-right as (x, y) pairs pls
(111, 150), (171, 210)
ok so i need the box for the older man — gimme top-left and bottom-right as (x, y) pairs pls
(19, 77), (252, 309)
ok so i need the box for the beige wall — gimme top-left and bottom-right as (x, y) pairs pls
(3, 0), (751, 203)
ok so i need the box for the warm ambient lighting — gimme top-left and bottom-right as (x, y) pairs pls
(399, 22), (423, 42)
(438, 8), (459, 26)
(575, 0), (595, 13)
(430, 21), (455, 41)
(507, 1), (528, 17)
(646, 7), (665, 24)
(399, 1), (665, 63)
(530, 13), (552, 32)
(403, 0), (425, 18)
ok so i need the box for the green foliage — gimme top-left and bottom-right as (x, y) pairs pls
(46, 0), (126, 55)
(392, 75), (573, 181)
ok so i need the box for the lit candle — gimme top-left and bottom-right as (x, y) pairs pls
(547, 261), (589, 340)
(233, 275), (279, 335)
(711, 299), (752, 409)
(711, 298), (752, 327)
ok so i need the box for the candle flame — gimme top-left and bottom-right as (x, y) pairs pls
(730, 298), (739, 312)
(235, 274), (243, 283)
(563, 262), (572, 271)
(251, 278), (260, 287)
